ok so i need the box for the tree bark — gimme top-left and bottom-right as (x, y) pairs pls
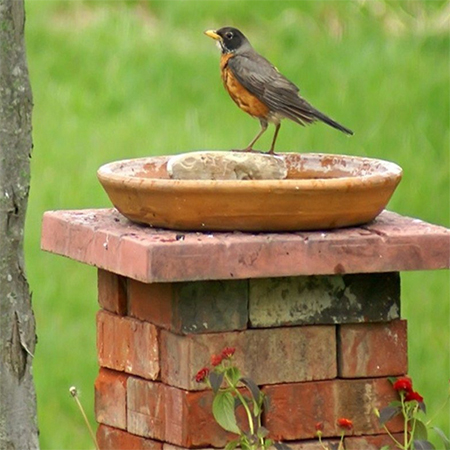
(0, 0), (39, 448)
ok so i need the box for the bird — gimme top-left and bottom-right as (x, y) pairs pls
(204, 27), (353, 154)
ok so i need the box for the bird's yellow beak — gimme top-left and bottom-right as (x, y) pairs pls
(204, 30), (222, 41)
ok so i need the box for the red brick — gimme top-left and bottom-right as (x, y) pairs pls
(127, 377), (233, 447)
(97, 424), (162, 450)
(98, 269), (128, 315)
(264, 378), (403, 441)
(338, 320), (407, 378)
(128, 279), (248, 334)
(335, 378), (404, 435)
(161, 325), (336, 390)
(41, 209), (450, 283)
(95, 368), (128, 430)
(127, 318), (160, 379)
(127, 377), (165, 440)
(264, 380), (336, 440)
(97, 310), (129, 372)
(286, 441), (340, 450)
(345, 433), (404, 449)
(128, 280), (173, 326)
(162, 442), (340, 450)
(163, 445), (215, 450)
(97, 310), (159, 379)
(164, 385), (231, 447)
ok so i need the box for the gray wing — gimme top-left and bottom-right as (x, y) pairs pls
(227, 52), (318, 125)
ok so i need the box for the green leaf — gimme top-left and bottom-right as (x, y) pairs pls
(389, 400), (403, 408)
(234, 394), (252, 411)
(379, 446), (391, 450)
(209, 371), (224, 394)
(224, 440), (240, 450)
(212, 391), (240, 434)
(413, 419), (428, 441)
(256, 426), (269, 438)
(432, 427), (450, 450)
(226, 366), (241, 386)
(240, 438), (252, 450)
(419, 401), (427, 414)
(413, 439), (435, 450)
(240, 377), (261, 402)
(379, 405), (402, 426)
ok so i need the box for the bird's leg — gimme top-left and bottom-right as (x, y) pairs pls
(268, 123), (281, 154)
(244, 120), (268, 152)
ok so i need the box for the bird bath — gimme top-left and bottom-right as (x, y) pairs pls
(97, 152), (402, 232)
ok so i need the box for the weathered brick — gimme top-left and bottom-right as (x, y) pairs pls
(286, 440), (340, 450)
(164, 384), (231, 447)
(95, 368), (128, 430)
(338, 320), (407, 378)
(97, 310), (129, 372)
(162, 441), (350, 450)
(127, 377), (233, 447)
(334, 378), (403, 435)
(97, 310), (159, 379)
(163, 445), (215, 450)
(42, 210), (450, 282)
(161, 325), (336, 390)
(345, 433), (404, 449)
(249, 273), (400, 327)
(97, 424), (163, 450)
(264, 378), (403, 441)
(98, 269), (128, 315)
(128, 281), (173, 327)
(127, 377), (165, 440)
(128, 279), (248, 334)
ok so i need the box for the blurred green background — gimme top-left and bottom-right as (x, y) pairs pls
(24, 1), (449, 448)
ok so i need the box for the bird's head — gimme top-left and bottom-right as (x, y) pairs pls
(204, 27), (251, 54)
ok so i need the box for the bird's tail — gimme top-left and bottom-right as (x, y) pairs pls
(311, 108), (353, 135)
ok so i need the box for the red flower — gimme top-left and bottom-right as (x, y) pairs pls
(221, 347), (236, 359)
(337, 418), (353, 430)
(315, 422), (324, 432)
(195, 367), (210, 383)
(393, 376), (413, 393)
(405, 391), (424, 403)
(211, 354), (223, 367)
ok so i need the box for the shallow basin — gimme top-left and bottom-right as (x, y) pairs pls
(97, 152), (402, 232)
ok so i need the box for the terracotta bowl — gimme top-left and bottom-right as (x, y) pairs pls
(97, 152), (402, 232)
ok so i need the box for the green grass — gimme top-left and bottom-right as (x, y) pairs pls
(24, 1), (449, 448)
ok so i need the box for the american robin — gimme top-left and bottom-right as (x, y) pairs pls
(205, 27), (353, 154)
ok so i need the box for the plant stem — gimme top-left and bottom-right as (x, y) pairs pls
(382, 424), (404, 449)
(317, 433), (328, 450)
(401, 393), (409, 450)
(338, 431), (345, 450)
(70, 387), (99, 450)
(406, 404), (419, 450)
(224, 373), (255, 436)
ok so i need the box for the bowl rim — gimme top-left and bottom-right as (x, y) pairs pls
(97, 152), (403, 191)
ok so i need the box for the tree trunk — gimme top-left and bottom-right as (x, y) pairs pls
(0, 0), (39, 448)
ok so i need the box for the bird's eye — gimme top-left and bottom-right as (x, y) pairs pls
(225, 31), (234, 39)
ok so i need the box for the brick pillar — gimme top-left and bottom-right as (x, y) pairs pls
(94, 271), (408, 448)
(40, 209), (450, 450)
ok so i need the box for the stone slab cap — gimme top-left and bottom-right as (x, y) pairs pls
(41, 209), (450, 283)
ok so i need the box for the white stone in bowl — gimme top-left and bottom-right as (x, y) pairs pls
(167, 151), (288, 181)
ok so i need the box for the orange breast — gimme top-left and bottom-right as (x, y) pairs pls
(220, 54), (270, 119)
